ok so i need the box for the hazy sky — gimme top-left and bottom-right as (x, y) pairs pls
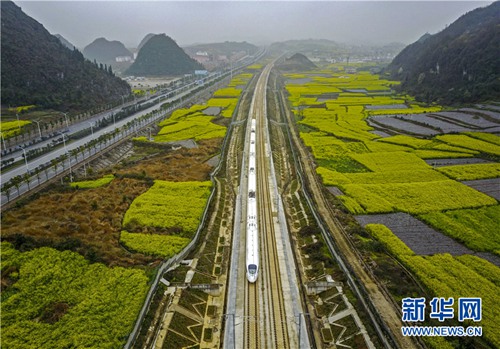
(16, 1), (492, 49)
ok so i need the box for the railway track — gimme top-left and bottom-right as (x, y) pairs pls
(244, 283), (259, 348)
(241, 63), (291, 349)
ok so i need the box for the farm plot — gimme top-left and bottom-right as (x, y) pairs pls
(156, 113), (226, 142)
(0, 242), (149, 349)
(120, 231), (190, 258)
(349, 151), (430, 172)
(370, 130), (392, 138)
(205, 98), (238, 118)
(376, 135), (478, 154)
(367, 105), (441, 116)
(436, 134), (500, 156)
(202, 107), (221, 116)
(285, 78), (313, 85)
(465, 132), (500, 145)
(424, 158), (489, 167)
(365, 104), (408, 110)
(123, 180), (211, 235)
(436, 163), (500, 180)
(475, 104), (500, 113)
(356, 213), (472, 256)
(342, 180), (497, 214)
(433, 111), (500, 129)
(367, 117), (438, 136)
(460, 108), (500, 122)
(70, 175), (114, 189)
(462, 178), (500, 201)
(121, 180), (211, 257)
(396, 114), (474, 133)
(420, 205), (500, 257)
(213, 87), (241, 98)
(365, 224), (500, 348)
(0, 120), (32, 139)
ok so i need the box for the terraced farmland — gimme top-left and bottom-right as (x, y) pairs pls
(284, 64), (500, 349)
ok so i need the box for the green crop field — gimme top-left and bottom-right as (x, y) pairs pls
(1, 242), (149, 349)
(155, 73), (251, 140)
(436, 135), (500, 156)
(285, 67), (499, 218)
(420, 205), (500, 255)
(123, 180), (212, 236)
(120, 231), (190, 258)
(206, 98), (238, 118)
(213, 87), (242, 98)
(70, 175), (114, 189)
(365, 225), (500, 348)
(155, 113), (226, 142)
(436, 163), (500, 180)
(342, 180), (496, 214)
(0, 120), (32, 139)
(285, 63), (500, 349)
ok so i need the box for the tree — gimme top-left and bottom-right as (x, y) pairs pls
(23, 172), (31, 190)
(60, 154), (68, 170)
(70, 148), (79, 162)
(35, 168), (42, 185)
(51, 158), (59, 174)
(2, 184), (12, 202)
(11, 175), (22, 196)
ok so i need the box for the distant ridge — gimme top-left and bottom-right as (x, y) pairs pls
(83, 37), (133, 65)
(126, 34), (203, 76)
(277, 53), (317, 71)
(270, 39), (405, 57)
(386, 1), (500, 104)
(184, 41), (258, 57)
(0, 1), (130, 111)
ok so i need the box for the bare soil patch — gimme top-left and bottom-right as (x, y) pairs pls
(1, 178), (156, 267)
(118, 138), (222, 182)
(462, 178), (500, 201)
(425, 158), (490, 167)
(356, 213), (473, 256)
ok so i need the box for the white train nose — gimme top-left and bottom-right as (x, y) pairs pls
(247, 274), (258, 283)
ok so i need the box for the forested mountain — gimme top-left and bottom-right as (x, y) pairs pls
(1, 1), (131, 111)
(386, 1), (500, 105)
(277, 53), (317, 71)
(125, 34), (203, 76)
(137, 33), (155, 51)
(83, 37), (133, 64)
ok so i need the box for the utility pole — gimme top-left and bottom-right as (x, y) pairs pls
(87, 121), (94, 136)
(62, 112), (70, 130)
(32, 120), (42, 139)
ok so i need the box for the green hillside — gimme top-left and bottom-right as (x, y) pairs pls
(0, 1), (131, 112)
(126, 34), (203, 76)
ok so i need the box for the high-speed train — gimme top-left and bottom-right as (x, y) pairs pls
(246, 119), (259, 283)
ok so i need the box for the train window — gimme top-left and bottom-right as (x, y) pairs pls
(248, 264), (257, 274)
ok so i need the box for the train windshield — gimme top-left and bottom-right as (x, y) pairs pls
(248, 264), (257, 275)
